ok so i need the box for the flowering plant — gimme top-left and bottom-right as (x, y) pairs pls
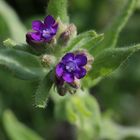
(0, 0), (140, 140)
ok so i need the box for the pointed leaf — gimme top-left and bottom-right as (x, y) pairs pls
(82, 34), (104, 52)
(35, 72), (53, 108)
(93, 0), (137, 56)
(89, 44), (140, 79)
(0, 48), (47, 80)
(63, 30), (97, 53)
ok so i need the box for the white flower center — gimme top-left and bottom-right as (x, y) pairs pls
(65, 61), (76, 72)
(42, 29), (50, 38)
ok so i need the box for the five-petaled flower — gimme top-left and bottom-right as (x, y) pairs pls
(26, 15), (58, 44)
(56, 53), (87, 83)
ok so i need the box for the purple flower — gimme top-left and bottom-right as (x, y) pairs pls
(26, 15), (58, 44)
(56, 53), (87, 83)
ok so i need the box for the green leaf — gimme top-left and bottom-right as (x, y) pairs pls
(93, 0), (137, 56)
(0, 14), (10, 41)
(82, 34), (104, 53)
(47, 0), (69, 23)
(63, 30), (98, 53)
(53, 89), (101, 140)
(3, 110), (44, 140)
(35, 72), (53, 108)
(0, 48), (47, 80)
(0, 0), (27, 43)
(89, 44), (140, 80)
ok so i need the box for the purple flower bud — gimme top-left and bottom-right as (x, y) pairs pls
(55, 53), (87, 83)
(26, 15), (58, 45)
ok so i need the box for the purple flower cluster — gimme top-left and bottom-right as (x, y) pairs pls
(56, 53), (87, 83)
(25, 15), (91, 90)
(26, 15), (58, 44)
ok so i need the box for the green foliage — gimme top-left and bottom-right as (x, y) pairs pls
(63, 30), (104, 53)
(35, 72), (53, 108)
(0, 0), (140, 140)
(0, 15), (10, 41)
(47, 0), (69, 23)
(82, 34), (104, 52)
(0, 47), (47, 80)
(3, 110), (44, 140)
(53, 89), (101, 140)
(89, 44), (140, 80)
(93, 0), (137, 56)
(0, 0), (26, 43)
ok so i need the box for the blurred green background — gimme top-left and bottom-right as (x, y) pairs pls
(0, 0), (140, 140)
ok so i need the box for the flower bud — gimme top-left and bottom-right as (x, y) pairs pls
(70, 79), (81, 89)
(57, 85), (67, 96)
(56, 82), (77, 96)
(41, 54), (56, 67)
(58, 24), (77, 45)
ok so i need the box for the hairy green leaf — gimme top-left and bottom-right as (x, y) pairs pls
(3, 110), (44, 140)
(0, 48), (47, 80)
(63, 30), (98, 53)
(89, 44), (140, 80)
(0, 0), (27, 43)
(35, 72), (53, 108)
(47, 0), (69, 23)
(93, 0), (137, 56)
(82, 34), (104, 52)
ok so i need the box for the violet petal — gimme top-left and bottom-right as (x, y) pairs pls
(51, 23), (58, 34)
(32, 20), (44, 31)
(30, 32), (42, 41)
(62, 72), (74, 83)
(56, 63), (64, 77)
(75, 54), (87, 66)
(50, 26), (58, 35)
(44, 15), (55, 27)
(26, 32), (45, 44)
(62, 53), (74, 63)
(75, 67), (87, 79)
